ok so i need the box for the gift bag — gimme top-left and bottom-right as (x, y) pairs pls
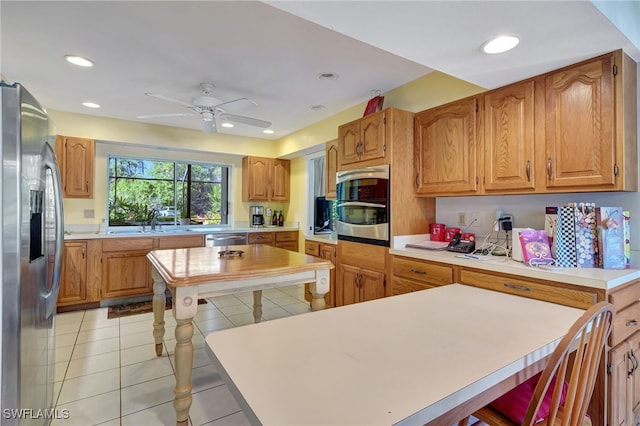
(554, 206), (577, 267)
(595, 207), (625, 269)
(574, 203), (597, 268)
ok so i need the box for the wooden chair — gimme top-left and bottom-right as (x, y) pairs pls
(458, 301), (613, 426)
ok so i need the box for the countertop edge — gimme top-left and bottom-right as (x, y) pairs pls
(389, 246), (640, 290)
(64, 227), (300, 240)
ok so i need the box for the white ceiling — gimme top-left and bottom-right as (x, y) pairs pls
(1, 1), (638, 141)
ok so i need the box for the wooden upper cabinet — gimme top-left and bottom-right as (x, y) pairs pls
(545, 50), (637, 192)
(483, 80), (536, 192)
(338, 109), (386, 168)
(414, 97), (478, 195)
(325, 139), (338, 199)
(272, 159), (290, 201)
(242, 156), (290, 202)
(55, 136), (94, 198)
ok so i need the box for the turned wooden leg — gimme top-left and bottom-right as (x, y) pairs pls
(252, 290), (263, 323)
(151, 269), (166, 356)
(310, 268), (330, 311)
(173, 316), (194, 425)
(172, 286), (198, 425)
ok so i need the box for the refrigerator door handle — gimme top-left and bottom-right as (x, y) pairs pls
(43, 141), (64, 317)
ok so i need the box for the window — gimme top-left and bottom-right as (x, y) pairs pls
(107, 156), (229, 227)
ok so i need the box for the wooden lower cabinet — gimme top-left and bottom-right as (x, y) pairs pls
(101, 237), (155, 299)
(336, 240), (387, 306)
(609, 282), (640, 426)
(390, 256), (454, 295)
(340, 264), (385, 305)
(304, 240), (336, 307)
(58, 241), (88, 306)
(249, 231), (299, 252)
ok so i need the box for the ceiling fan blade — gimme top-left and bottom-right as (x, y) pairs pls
(137, 112), (196, 119)
(219, 113), (271, 128)
(213, 97), (258, 109)
(145, 92), (194, 109)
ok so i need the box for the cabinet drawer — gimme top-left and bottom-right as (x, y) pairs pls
(609, 280), (640, 311)
(305, 241), (321, 257)
(460, 269), (598, 309)
(391, 276), (436, 296)
(248, 232), (274, 244)
(275, 241), (298, 252)
(611, 301), (640, 347)
(102, 238), (154, 252)
(276, 231), (297, 242)
(391, 256), (453, 287)
(158, 235), (204, 249)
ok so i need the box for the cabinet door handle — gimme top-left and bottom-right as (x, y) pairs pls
(629, 350), (638, 376)
(504, 283), (531, 292)
(547, 158), (553, 180)
(626, 319), (638, 327)
(415, 173), (419, 189)
(410, 269), (427, 275)
(526, 160), (531, 182)
(628, 352), (635, 377)
(82, 247), (85, 259)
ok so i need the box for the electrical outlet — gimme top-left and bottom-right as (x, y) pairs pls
(457, 212), (466, 227)
(84, 209), (95, 219)
(470, 212), (481, 227)
(494, 209), (504, 231)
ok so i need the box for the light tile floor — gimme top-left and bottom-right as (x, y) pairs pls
(52, 285), (311, 426)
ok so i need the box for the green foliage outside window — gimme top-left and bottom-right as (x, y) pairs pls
(107, 157), (228, 227)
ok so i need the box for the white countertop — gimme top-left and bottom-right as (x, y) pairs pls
(391, 235), (640, 290)
(64, 225), (299, 240)
(205, 284), (584, 425)
(303, 233), (339, 245)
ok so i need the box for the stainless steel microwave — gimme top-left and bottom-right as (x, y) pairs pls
(336, 165), (390, 246)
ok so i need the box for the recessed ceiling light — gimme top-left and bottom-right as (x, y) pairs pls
(263, 129), (275, 134)
(317, 72), (338, 81)
(64, 55), (94, 67)
(221, 122), (234, 128)
(481, 35), (520, 54)
(82, 102), (100, 108)
(311, 105), (326, 111)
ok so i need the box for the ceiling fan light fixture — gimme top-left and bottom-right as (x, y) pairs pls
(64, 55), (94, 67)
(481, 35), (520, 54)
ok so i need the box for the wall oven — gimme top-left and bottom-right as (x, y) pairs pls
(336, 165), (390, 246)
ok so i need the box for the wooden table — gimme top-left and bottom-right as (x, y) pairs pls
(205, 284), (585, 425)
(146, 244), (333, 426)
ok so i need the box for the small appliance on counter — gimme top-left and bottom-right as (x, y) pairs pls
(250, 205), (265, 228)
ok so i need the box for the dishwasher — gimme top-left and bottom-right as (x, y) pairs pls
(205, 233), (248, 247)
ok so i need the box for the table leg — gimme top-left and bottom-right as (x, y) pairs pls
(151, 268), (166, 356)
(252, 290), (263, 323)
(310, 268), (330, 311)
(173, 315), (194, 426)
(172, 286), (198, 426)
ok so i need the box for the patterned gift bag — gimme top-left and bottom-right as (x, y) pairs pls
(555, 206), (577, 267)
(574, 203), (598, 268)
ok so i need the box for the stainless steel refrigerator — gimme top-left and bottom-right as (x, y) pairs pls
(1, 82), (64, 425)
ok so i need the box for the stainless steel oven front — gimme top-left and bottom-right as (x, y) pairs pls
(336, 165), (390, 246)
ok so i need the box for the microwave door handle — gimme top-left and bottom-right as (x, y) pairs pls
(337, 201), (386, 209)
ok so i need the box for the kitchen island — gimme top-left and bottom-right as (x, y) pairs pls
(205, 284), (584, 425)
(147, 244), (333, 426)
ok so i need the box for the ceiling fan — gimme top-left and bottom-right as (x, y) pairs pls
(137, 83), (272, 134)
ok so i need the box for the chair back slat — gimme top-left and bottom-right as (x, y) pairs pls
(522, 302), (613, 426)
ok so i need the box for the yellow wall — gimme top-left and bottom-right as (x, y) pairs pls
(51, 71), (484, 230)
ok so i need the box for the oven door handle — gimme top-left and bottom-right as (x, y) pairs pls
(337, 201), (387, 209)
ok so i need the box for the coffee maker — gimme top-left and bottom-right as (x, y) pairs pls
(250, 206), (265, 228)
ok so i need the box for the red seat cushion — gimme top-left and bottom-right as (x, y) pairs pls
(490, 372), (568, 423)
